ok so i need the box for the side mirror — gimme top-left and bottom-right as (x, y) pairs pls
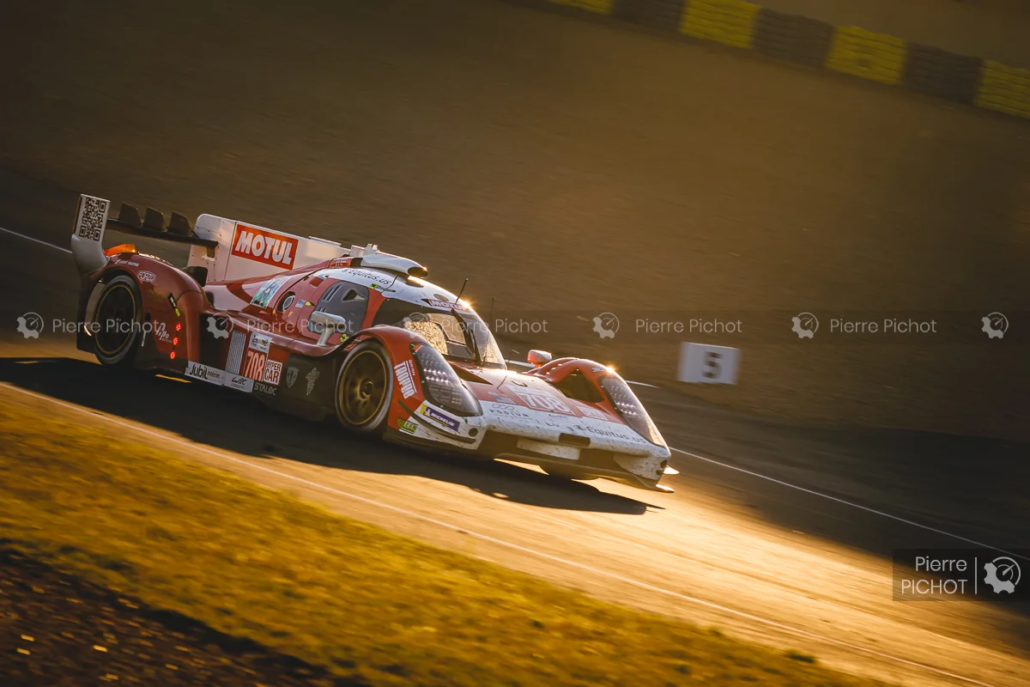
(527, 349), (552, 367)
(308, 311), (349, 346)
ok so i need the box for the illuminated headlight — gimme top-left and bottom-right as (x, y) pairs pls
(600, 376), (664, 445)
(412, 344), (481, 417)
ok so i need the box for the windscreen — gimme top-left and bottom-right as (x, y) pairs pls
(372, 299), (505, 368)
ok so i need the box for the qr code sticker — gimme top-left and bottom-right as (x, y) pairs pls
(76, 195), (108, 242)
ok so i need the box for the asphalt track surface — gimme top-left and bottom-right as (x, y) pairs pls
(1, 1), (1029, 685)
(1, 210), (1028, 687)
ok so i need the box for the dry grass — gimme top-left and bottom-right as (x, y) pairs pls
(0, 400), (890, 687)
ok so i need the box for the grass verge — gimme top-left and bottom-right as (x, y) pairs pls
(0, 394), (889, 686)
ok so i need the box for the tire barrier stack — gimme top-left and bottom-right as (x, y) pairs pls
(521, 0), (1030, 119)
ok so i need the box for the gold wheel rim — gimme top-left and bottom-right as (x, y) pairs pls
(339, 350), (388, 426)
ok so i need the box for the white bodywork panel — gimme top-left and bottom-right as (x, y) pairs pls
(188, 214), (347, 281)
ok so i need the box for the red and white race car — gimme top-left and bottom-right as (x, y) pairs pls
(70, 195), (674, 491)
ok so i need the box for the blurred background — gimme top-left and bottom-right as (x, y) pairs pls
(1, 0), (1027, 440)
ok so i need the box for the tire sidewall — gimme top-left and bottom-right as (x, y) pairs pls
(335, 340), (394, 433)
(93, 274), (142, 368)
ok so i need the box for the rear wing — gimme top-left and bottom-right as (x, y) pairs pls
(71, 195), (424, 282)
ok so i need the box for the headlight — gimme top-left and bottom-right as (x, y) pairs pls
(412, 344), (481, 417)
(600, 376), (664, 445)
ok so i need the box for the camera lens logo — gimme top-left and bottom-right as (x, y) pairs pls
(206, 316), (231, 340)
(983, 556), (1021, 594)
(981, 312), (1008, 340)
(791, 312), (818, 339)
(16, 312), (44, 340)
(592, 312), (619, 340)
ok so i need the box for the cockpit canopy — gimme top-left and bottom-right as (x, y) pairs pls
(309, 269), (505, 368)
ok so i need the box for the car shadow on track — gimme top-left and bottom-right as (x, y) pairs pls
(0, 357), (659, 515)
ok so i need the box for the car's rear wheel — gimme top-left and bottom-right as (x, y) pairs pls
(335, 341), (393, 433)
(93, 275), (141, 368)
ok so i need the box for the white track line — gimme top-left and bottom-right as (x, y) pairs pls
(3, 229), (1022, 590)
(0, 383), (998, 687)
(671, 448), (1025, 562)
(0, 226), (72, 254)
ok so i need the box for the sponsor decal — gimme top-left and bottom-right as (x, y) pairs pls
(253, 381), (278, 397)
(515, 392), (573, 415)
(231, 224), (297, 269)
(154, 322), (172, 343)
(420, 405), (460, 432)
(138, 270), (156, 283)
(570, 422), (641, 442)
(227, 374), (254, 393)
(185, 362), (226, 386)
(286, 366), (299, 388)
(226, 331), (246, 374)
(263, 360), (283, 385)
(250, 276), (291, 309)
(347, 269), (394, 286)
(398, 419), (418, 434)
(578, 405), (607, 420)
(425, 299), (467, 311)
(249, 332), (271, 354)
(489, 393), (516, 405)
(394, 360), (417, 398)
(242, 350), (267, 380)
(305, 367), (320, 395)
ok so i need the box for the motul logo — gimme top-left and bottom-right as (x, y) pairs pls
(231, 225), (297, 269)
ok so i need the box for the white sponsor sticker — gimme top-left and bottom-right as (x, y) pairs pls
(227, 374), (254, 393)
(515, 392), (573, 415)
(138, 270), (156, 283)
(394, 360), (417, 398)
(578, 405), (607, 420)
(263, 360), (283, 385)
(249, 332), (271, 354)
(185, 362), (226, 386)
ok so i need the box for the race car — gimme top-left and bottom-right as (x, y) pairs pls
(69, 195), (674, 491)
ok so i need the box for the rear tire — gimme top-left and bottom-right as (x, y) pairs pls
(335, 341), (394, 433)
(92, 275), (141, 369)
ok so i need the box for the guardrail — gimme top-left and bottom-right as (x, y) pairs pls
(520, 0), (1030, 119)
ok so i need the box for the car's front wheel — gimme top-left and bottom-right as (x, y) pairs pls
(92, 275), (141, 368)
(335, 341), (394, 433)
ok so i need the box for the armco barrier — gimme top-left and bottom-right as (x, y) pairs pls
(552, 0), (613, 14)
(679, 0), (760, 50)
(613, 0), (682, 31)
(903, 45), (982, 105)
(752, 10), (833, 68)
(826, 26), (907, 86)
(522, 0), (1030, 120)
(976, 61), (1030, 118)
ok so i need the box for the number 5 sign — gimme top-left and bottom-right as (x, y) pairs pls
(677, 343), (740, 385)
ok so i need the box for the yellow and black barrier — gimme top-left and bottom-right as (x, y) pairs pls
(519, 0), (1030, 119)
